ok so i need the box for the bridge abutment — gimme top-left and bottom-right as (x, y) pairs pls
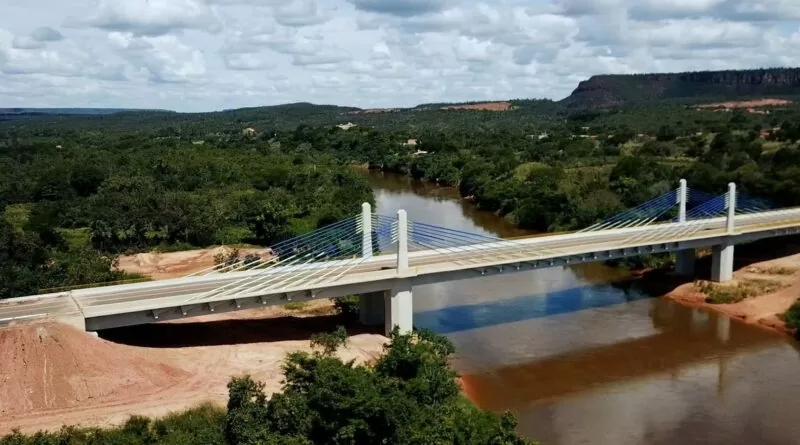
(711, 241), (735, 282)
(675, 249), (697, 276)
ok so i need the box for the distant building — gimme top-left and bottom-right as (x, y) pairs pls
(337, 122), (357, 131)
(404, 139), (418, 146)
(192, 140), (205, 145)
(242, 127), (257, 136)
(412, 150), (428, 156)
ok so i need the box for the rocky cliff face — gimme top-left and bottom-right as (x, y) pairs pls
(561, 68), (800, 109)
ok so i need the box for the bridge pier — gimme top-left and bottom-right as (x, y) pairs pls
(386, 280), (413, 336)
(358, 291), (386, 327)
(711, 241), (735, 282)
(675, 249), (696, 276)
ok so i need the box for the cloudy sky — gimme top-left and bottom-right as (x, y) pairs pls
(1, 0), (799, 111)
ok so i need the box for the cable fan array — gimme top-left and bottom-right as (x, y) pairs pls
(175, 214), (398, 308)
(159, 182), (795, 316)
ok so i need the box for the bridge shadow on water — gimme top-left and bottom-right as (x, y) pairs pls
(99, 313), (381, 348)
(414, 280), (655, 335)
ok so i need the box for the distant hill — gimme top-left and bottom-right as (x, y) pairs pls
(0, 108), (171, 117)
(560, 68), (800, 109)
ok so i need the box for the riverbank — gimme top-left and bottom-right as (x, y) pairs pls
(663, 253), (800, 336)
(0, 300), (385, 434)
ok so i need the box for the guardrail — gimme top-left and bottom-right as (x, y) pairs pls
(38, 277), (153, 294)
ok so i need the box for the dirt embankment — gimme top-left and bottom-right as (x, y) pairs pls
(692, 98), (793, 110)
(665, 254), (800, 336)
(440, 102), (513, 111)
(117, 246), (268, 280)
(0, 301), (386, 434)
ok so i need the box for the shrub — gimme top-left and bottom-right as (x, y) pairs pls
(332, 295), (359, 318)
(309, 325), (349, 355)
(783, 300), (800, 333)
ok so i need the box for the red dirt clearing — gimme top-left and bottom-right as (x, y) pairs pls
(441, 102), (513, 111)
(692, 98), (792, 109)
(0, 323), (189, 417)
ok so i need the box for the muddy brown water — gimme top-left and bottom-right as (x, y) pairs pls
(364, 170), (800, 445)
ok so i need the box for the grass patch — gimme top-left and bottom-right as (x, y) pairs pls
(3, 203), (31, 230)
(284, 301), (309, 311)
(58, 227), (92, 249)
(696, 279), (785, 304)
(763, 267), (796, 276)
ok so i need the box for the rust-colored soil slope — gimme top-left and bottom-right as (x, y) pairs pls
(0, 323), (188, 417)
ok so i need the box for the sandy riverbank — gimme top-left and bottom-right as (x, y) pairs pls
(0, 300), (386, 435)
(117, 246), (268, 280)
(663, 254), (800, 336)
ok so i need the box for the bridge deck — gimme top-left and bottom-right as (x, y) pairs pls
(1, 209), (799, 329)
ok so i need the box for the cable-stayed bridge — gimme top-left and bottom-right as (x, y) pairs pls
(2, 180), (800, 335)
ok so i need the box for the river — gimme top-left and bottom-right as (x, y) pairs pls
(364, 171), (800, 445)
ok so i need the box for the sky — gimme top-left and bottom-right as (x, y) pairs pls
(1, 0), (799, 112)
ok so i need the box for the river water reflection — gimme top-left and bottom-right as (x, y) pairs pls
(364, 170), (800, 445)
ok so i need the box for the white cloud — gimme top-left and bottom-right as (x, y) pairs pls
(79, 0), (222, 36)
(275, 0), (331, 27)
(109, 32), (206, 83)
(0, 0), (797, 111)
(31, 27), (64, 42)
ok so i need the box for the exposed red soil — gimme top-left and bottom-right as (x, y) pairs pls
(692, 98), (792, 110)
(348, 108), (399, 114)
(440, 102), (513, 111)
(0, 323), (189, 419)
(0, 301), (386, 434)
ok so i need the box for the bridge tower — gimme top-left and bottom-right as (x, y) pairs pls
(711, 183), (736, 282)
(674, 179), (697, 276)
(357, 205), (414, 336)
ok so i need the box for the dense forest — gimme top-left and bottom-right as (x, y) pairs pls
(0, 328), (534, 445)
(2, 70), (800, 297)
(0, 134), (371, 297)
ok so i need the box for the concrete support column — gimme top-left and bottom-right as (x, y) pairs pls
(711, 241), (735, 282)
(675, 249), (697, 276)
(358, 291), (386, 327)
(674, 179), (696, 276)
(385, 279), (413, 336)
(362, 202), (373, 258)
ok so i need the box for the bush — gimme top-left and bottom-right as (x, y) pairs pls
(332, 295), (359, 318)
(783, 300), (800, 333)
(309, 325), (349, 355)
(696, 279), (784, 304)
(225, 327), (535, 445)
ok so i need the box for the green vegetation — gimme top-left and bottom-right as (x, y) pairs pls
(1, 329), (534, 445)
(0, 134), (371, 298)
(0, 404), (226, 445)
(782, 300), (800, 336)
(697, 279), (785, 304)
(332, 295), (360, 318)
